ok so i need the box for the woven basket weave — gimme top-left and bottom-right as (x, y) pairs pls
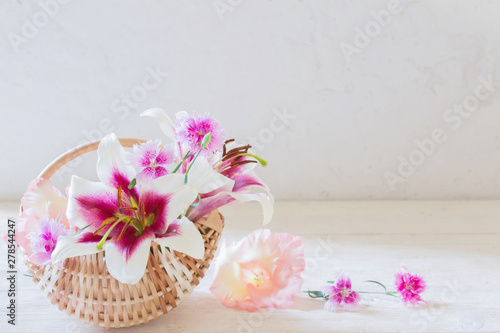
(21, 138), (224, 328)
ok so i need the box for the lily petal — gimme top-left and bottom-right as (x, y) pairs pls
(141, 108), (176, 140)
(188, 157), (234, 194)
(187, 170), (274, 224)
(175, 111), (189, 120)
(155, 216), (205, 259)
(187, 191), (235, 222)
(228, 191), (275, 225)
(97, 133), (136, 186)
(51, 233), (103, 264)
(145, 173), (198, 230)
(232, 170), (266, 192)
(66, 175), (118, 231)
(104, 232), (154, 284)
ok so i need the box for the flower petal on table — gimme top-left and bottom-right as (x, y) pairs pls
(155, 216), (205, 259)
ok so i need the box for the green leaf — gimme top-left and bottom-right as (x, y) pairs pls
(128, 178), (137, 190)
(306, 290), (326, 299)
(72, 223), (92, 236)
(364, 280), (387, 291)
(326, 280), (336, 284)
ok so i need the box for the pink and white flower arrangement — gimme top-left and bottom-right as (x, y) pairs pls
(141, 109), (274, 225)
(51, 133), (207, 284)
(210, 229), (305, 312)
(14, 109), (273, 286)
(12, 107), (431, 318)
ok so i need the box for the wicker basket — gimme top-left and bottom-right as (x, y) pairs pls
(21, 138), (224, 328)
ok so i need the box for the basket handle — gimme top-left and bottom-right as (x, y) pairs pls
(38, 138), (146, 179)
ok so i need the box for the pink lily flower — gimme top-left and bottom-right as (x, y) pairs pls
(323, 274), (361, 311)
(51, 133), (206, 284)
(187, 141), (274, 224)
(141, 109), (274, 224)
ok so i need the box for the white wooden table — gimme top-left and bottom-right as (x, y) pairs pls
(1, 201), (499, 333)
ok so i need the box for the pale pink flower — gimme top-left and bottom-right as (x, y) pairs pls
(175, 113), (224, 155)
(210, 229), (305, 312)
(26, 215), (70, 266)
(395, 266), (426, 305)
(11, 178), (70, 257)
(322, 274), (361, 311)
(130, 139), (174, 183)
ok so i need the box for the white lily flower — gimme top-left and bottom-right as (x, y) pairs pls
(51, 133), (205, 284)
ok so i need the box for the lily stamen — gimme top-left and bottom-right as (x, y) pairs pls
(94, 216), (118, 235)
(96, 218), (123, 250)
(116, 217), (133, 242)
(141, 202), (146, 229)
(118, 185), (123, 209)
(120, 206), (138, 211)
(221, 146), (251, 162)
(218, 160), (258, 173)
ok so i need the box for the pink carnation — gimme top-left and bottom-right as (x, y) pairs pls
(395, 266), (426, 305)
(210, 229), (305, 312)
(175, 113), (224, 155)
(129, 139), (174, 183)
(27, 215), (70, 266)
(322, 274), (361, 311)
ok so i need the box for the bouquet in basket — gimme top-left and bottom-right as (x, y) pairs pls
(12, 109), (273, 327)
(18, 109), (273, 283)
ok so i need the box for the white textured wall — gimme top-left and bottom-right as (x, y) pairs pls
(2, 0), (500, 201)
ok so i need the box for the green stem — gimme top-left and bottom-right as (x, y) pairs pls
(184, 149), (202, 184)
(357, 291), (399, 298)
(305, 290), (399, 299)
(172, 151), (194, 174)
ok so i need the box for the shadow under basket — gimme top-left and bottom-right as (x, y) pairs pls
(21, 138), (225, 329)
